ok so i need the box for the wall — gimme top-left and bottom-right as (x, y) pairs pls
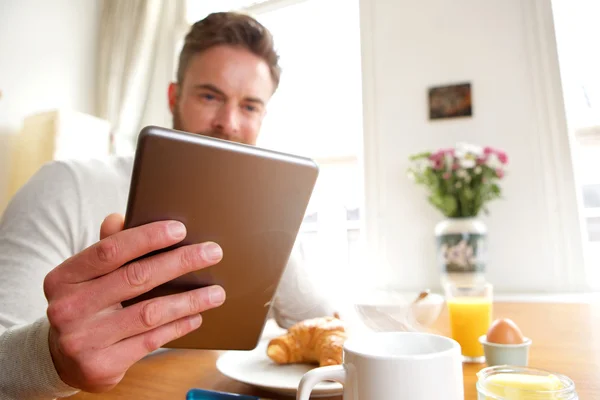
(0, 0), (587, 293)
(0, 0), (100, 212)
(358, 0), (586, 293)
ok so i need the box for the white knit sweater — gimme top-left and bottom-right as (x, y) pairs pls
(0, 156), (333, 399)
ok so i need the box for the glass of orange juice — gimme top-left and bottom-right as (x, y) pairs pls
(444, 282), (493, 363)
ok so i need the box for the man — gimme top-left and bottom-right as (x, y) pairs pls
(0, 12), (334, 399)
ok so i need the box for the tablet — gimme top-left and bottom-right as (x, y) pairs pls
(121, 126), (319, 351)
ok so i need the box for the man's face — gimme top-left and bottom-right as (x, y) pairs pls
(169, 45), (275, 145)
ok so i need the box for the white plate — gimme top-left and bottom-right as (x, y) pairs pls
(216, 339), (344, 398)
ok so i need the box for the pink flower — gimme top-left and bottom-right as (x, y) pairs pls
(431, 148), (455, 161)
(496, 151), (508, 164)
(483, 146), (508, 164)
(496, 168), (504, 178)
(429, 151), (443, 162)
(443, 172), (451, 179)
(452, 163), (459, 170)
(476, 156), (488, 165)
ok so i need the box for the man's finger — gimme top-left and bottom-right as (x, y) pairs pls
(104, 314), (204, 374)
(84, 241), (223, 311)
(100, 213), (125, 240)
(88, 286), (225, 347)
(56, 220), (187, 283)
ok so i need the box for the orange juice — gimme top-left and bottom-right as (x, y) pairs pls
(447, 297), (492, 358)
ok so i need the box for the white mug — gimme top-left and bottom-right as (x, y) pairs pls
(296, 331), (464, 400)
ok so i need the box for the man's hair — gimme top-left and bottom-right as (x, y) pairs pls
(176, 12), (281, 90)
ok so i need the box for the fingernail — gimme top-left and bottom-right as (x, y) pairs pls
(190, 314), (202, 329)
(202, 242), (222, 261)
(209, 286), (226, 305)
(168, 222), (186, 239)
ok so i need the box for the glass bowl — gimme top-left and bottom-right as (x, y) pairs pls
(352, 289), (445, 332)
(476, 365), (578, 399)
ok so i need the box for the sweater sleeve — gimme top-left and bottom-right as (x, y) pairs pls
(0, 161), (81, 399)
(0, 318), (78, 399)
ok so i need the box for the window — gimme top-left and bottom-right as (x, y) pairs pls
(552, 0), (600, 287)
(184, 0), (366, 284)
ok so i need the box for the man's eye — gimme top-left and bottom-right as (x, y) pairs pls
(244, 104), (258, 112)
(200, 93), (216, 101)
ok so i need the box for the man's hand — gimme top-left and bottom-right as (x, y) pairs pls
(43, 213), (226, 392)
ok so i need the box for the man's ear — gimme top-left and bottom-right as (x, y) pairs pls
(168, 82), (179, 114)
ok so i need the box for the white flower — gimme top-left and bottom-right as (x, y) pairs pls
(460, 158), (476, 168)
(455, 182), (462, 188)
(456, 169), (472, 183)
(455, 142), (483, 157)
(474, 166), (482, 174)
(455, 142), (483, 169)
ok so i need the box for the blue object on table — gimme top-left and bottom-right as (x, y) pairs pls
(186, 388), (267, 400)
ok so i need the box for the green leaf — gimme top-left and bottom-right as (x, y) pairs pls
(408, 148), (506, 217)
(409, 152), (432, 161)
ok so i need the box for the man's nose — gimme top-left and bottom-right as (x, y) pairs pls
(212, 104), (240, 137)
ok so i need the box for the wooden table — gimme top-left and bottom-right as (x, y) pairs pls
(69, 302), (600, 399)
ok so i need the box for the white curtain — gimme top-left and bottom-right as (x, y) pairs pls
(552, 0), (600, 133)
(96, 0), (186, 155)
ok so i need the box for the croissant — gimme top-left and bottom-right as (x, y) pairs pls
(267, 316), (348, 367)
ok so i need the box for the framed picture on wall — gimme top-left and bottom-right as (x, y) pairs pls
(428, 82), (472, 120)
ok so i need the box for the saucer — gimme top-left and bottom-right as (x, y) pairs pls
(216, 339), (343, 398)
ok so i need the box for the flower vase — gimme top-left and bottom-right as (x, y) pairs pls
(434, 217), (487, 287)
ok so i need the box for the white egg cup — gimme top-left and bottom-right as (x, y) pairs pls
(478, 335), (533, 367)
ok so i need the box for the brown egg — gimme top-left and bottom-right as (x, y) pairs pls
(486, 318), (525, 344)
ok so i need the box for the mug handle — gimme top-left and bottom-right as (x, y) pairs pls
(296, 365), (346, 400)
